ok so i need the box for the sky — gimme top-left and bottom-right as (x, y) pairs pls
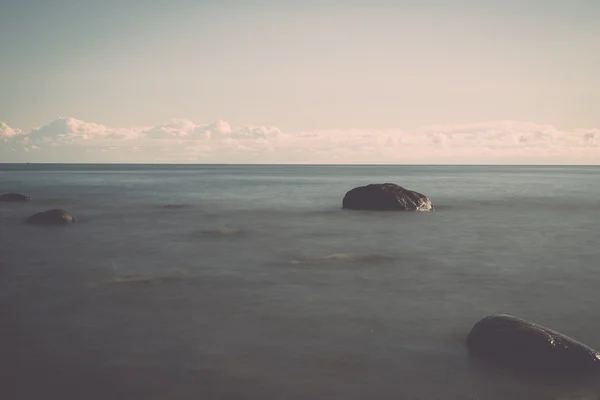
(1, 0), (599, 164)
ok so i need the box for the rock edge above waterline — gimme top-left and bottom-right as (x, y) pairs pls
(342, 183), (433, 211)
(467, 314), (600, 374)
(26, 209), (76, 225)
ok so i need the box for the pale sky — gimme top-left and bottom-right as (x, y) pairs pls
(1, 0), (599, 163)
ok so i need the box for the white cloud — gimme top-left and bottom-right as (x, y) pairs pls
(20, 117), (142, 144)
(0, 122), (23, 141)
(29, 117), (107, 139)
(0, 117), (598, 164)
(145, 119), (199, 139)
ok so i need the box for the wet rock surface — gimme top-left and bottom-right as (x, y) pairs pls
(342, 183), (433, 211)
(467, 314), (600, 374)
(0, 193), (31, 202)
(26, 209), (76, 225)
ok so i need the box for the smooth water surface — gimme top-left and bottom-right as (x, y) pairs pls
(1, 164), (599, 399)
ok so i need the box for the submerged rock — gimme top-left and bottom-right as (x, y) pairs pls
(0, 193), (31, 202)
(26, 209), (76, 225)
(467, 314), (600, 374)
(342, 183), (433, 211)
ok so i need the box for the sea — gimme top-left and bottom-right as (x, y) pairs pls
(1, 164), (599, 400)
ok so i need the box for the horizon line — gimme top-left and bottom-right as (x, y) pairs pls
(1, 162), (599, 167)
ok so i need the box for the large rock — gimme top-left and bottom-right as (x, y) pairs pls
(0, 193), (31, 202)
(26, 209), (76, 225)
(342, 183), (433, 211)
(467, 314), (600, 374)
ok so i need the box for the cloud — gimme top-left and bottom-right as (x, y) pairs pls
(0, 117), (598, 164)
(25, 117), (142, 143)
(0, 122), (23, 141)
(145, 119), (202, 139)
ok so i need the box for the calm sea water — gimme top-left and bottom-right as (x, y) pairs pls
(1, 164), (600, 400)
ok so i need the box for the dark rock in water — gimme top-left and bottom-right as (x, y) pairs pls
(467, 314), (600, 374)
(26, 209), (76, 225)
(0, 193), (31, 202)
(342, 183), (433, 211)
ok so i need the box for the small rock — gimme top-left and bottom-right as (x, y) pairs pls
(0, 193), (31, 202)
(26, 209), (76, 225)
